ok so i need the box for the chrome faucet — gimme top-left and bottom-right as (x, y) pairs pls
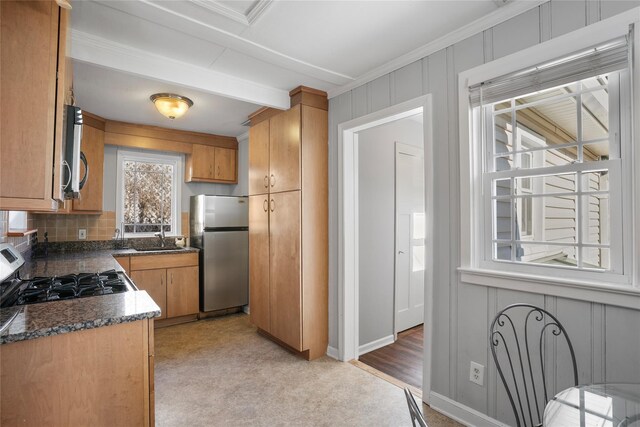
(154, 216), (166, 248)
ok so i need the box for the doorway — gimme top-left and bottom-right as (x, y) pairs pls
(337, 95), (434, 401)
(353, 115), (425, 390)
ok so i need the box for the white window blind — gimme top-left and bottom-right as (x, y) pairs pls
(469, 35), (630, 107)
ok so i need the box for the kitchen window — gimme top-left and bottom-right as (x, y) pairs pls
(460, 24), (636, 289)
(116, 150), (181, 237)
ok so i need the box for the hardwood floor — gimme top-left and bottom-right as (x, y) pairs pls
(358, 324), (424, 389)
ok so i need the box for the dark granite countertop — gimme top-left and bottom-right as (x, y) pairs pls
(0, 290), (160, 344)
(0, 247), (200, 345)
(21, 247), (199, 279)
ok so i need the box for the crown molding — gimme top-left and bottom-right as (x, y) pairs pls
(70, 29), (290, 109)
(191, 0), (273, 26)
(327, 0), (547, 99)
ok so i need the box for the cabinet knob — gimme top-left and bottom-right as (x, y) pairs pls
(270, 199), (275, 212)
(264, 175), (269, 188)
(270, 174), (275, 188)
(263, 199), (268, 212)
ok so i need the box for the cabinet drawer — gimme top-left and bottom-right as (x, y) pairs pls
(130, 253), (198, 271)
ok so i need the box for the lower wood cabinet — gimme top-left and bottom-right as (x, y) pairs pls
(131, 269), (168, 320)
(1, 319), (155, 426)
(124, 252), (199, 323)
(166, 266), (199, 318)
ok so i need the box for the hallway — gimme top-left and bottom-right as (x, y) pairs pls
(358, 324), (424, 389)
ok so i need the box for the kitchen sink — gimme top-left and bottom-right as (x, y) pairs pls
(134, 247), (185, 252)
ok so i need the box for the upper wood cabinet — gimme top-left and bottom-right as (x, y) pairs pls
(185, 144), (237, 183)
(270, 106), (301, 193)
(248, 120), (270, 195)
(70, 122), (105, 213)
(0, 1), (69, 211)
(248, 105), (302, 195)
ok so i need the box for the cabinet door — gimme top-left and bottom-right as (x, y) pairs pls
(269, 190), (302, 350)
(249, 195), (270, 331)
(269, 106), (301, 193)
(248, 120), (270, 195)
(0, 1), (60, 210)
(214, 147), (236, 182)
(131, 269), (167, 320)
(166, 266), (199, 318)
(72, 125), (104, 212)
(190, 144), (215, 180)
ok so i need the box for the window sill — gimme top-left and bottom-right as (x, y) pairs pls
(458, 267), (640, 310)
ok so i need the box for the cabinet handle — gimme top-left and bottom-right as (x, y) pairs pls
(161, 275), (164, 286)
(217, 166), (220, 176)
(270, 174), (275, 188)
(171, 273), (174, 284)
(270, 199), (275, 212)
(264, 175), (269, 188)
(263, 199), (268, 212)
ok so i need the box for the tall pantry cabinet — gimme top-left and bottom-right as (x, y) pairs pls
(248, 87), (328, 360)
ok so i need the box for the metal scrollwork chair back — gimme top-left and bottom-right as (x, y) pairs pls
(489, 303), (578, 427)
(404, 388), (427, 427)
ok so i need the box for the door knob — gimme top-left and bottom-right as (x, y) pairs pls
(398, 250), (405, 254)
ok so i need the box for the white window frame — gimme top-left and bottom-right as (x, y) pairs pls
(458, 10), (640, 308)
(116, 150), (182, 238)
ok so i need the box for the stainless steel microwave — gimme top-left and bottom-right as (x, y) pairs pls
(61, 105), (88, 199)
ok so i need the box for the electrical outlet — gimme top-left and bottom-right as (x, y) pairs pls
(469, 362), (484, 386)
(78, 229), (87, 240)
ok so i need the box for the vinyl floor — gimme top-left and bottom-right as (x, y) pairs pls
(154, 315), (459, 426)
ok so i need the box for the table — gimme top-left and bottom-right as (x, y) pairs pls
(544, 384), (640, 427)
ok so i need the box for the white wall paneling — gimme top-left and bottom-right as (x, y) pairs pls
(328, 1), (640, 425)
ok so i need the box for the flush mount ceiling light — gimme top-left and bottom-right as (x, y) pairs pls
(150, 93), (194, 120)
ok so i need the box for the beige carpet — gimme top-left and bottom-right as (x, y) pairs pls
(154, 313), (460, 427)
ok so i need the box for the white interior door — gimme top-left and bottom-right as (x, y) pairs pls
(395, 142), (425, 333)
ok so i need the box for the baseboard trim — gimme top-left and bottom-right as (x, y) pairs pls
(358, 334), (395, 355)
(326, 346), (339, 360)
(428, 392), (510, 427)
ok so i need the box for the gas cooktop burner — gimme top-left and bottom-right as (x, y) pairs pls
(0, 269), (134, 308)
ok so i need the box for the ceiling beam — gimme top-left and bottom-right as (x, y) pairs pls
(93, 0), (354, 86)
(70, 30), (290, 109)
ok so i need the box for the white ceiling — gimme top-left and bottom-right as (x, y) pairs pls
(70, 0), (532, 137)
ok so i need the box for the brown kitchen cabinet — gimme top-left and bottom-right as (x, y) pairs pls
(70, 117), (105, 213)
(248, 195), (270, 331)
(166, 266), (199, 318)
(131, 269), (168, 321)
(248, 120), (270, 195)
(185, 144), (237, 183)
(0, 0), (70, 211)
(126, 252), (199, 325)
(1, 318), (155, 426)
(248, 105), (301, 196)
(248, 88), (328, 360)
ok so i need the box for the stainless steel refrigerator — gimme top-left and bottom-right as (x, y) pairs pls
(190, 195), (248, 312)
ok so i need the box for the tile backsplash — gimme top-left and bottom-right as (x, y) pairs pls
(33, 211), (118, 242)
(0, 211), (35, 253)
(32, 211), (190, 242)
